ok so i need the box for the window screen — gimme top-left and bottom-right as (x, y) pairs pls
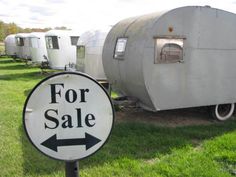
(16, 37), (24, 46)
(71, 36), (80, 46)
(155, 38), (184, 64)
(114, 38), (127, 59)
(77, 45), (85, 72)
(77, 45), (85, 59)
(45, 36), (59, 49)
(30, 38), (39, 48)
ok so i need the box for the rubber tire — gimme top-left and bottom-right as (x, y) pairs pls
(211, 103), (235, 121)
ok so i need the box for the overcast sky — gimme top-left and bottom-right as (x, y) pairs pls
(0, 0), (236, 33)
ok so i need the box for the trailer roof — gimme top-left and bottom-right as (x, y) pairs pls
(45, 30), (80, 37)
(15, 33), (30, 38)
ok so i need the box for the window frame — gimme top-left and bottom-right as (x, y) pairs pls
(113, 37), (128, 60)
(70, 36), (80, 46)
(77, 45), (85, 59)
(45, 36), (59, 49)
(154, 36), (185, 64)
(16, 37), (24, 46)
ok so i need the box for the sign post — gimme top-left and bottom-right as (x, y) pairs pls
(65, 161), (79, 177)
(23, 72), (114, 176)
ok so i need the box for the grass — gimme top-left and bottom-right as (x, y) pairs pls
(0, 57), (236, 177)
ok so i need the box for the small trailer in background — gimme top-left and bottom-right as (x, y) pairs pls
(4, 34), (17, 58)
(28, 32), (48, 64)
(76, 30), (108, 81)
(15, 33), (31, 59)
(45, 30), (80, 70)
(102, 6), (236, 120)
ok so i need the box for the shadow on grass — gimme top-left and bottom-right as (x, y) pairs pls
(0, 58), (40, 70)
(0, 72), (44, 81)
(0, 64), (30, 70)
(19, 114), (236, 176)
(19, 125), (64, 176)
(0, 58), (15, 64)
(81, 119), (236, 168)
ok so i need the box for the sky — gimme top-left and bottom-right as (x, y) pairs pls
(1, 0), (236, 33)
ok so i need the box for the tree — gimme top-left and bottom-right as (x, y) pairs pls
(6, 23), (20, 35)
(0, 19), (68, 42)
(0, 21), (5, 41)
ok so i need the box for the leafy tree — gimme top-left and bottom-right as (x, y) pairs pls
(0, 19), (63, 42)
(0, 21), (5, 41)
(6, 23), (20, 35)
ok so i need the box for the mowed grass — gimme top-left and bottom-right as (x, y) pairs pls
(0, 57), (236, 177)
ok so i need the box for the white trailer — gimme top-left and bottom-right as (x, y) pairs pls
(15, 33), (31, 59)
(102, 6), (236, 120)
(45, 30), (79, 70)
(4, 34), (17, 57)
(76, 30), (107, 80)
(28, 32), (48, 64)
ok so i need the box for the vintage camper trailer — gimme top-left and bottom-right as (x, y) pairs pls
(103, 6), (236, 120)
(15, 33), (31, 59)
(28, 32), (48, 64)
(4, 34), (17, 57)
(45, 30), (79, 69)
(76, 30), (107, 80)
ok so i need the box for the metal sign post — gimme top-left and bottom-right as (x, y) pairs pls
(65, 161), (79, 177)
(23, 72), (114, 176)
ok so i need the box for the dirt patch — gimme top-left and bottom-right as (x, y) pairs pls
(115, 106), (220, 127)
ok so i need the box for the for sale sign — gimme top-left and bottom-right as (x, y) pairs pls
(23, 72), (114, 161)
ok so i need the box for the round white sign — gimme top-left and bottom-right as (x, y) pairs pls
(23, 72), (114, 161)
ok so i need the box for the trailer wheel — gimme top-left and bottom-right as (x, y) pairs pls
(211, 103), (235, 121)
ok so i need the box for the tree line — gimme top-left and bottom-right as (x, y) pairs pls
(0, 20), (69, 42)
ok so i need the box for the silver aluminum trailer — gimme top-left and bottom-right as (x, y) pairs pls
(102, 6), (236, 120)
(76, 30), (107, 80)
(45, 30), (79, 70)
(15, 33), (31, 59)
(28, 32), (48, 64)
(4, 34), (17, 57)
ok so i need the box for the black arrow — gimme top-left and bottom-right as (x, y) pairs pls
(41, 133), (101, 152)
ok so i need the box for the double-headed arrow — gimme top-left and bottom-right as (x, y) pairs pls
(41, 133), (101, 152)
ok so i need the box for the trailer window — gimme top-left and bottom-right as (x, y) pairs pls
(45, 36), (59, 49)
(77, 45), (85, 59)
(77, 45), (85, 72)
(71, 36), (80, 46)
(16, 37), (24, 46)
(30, 38), (39, 48)
(114, 38), (127, 59)
(155, 38), (183, 64)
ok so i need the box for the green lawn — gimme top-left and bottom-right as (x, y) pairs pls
(0, 57), (236, 177)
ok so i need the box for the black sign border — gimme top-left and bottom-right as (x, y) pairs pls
(22, 71), (115, 162)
